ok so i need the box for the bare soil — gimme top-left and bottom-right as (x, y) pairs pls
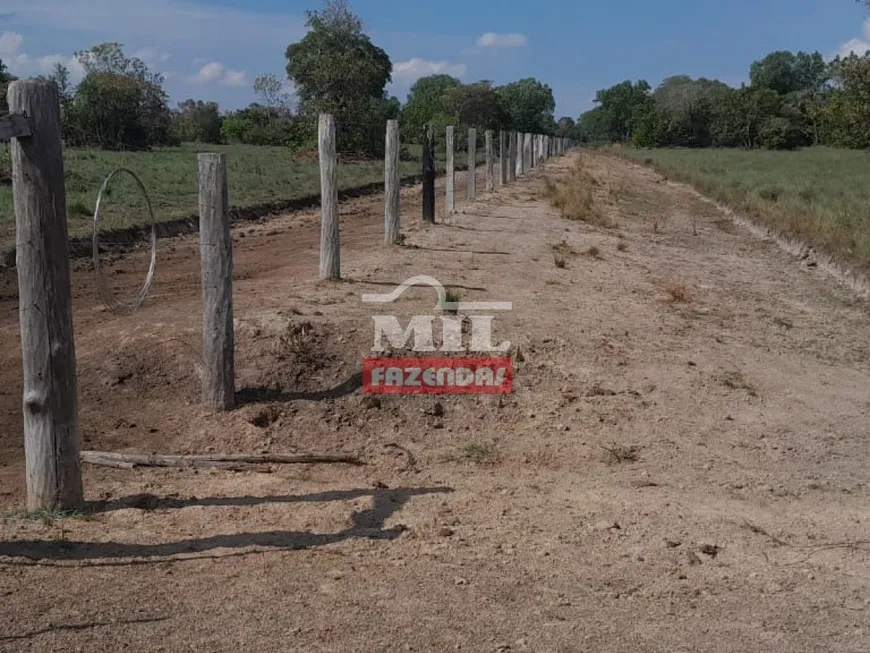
(1, 152), (869, 652)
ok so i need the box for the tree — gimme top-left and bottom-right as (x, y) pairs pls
(253, 73), (294, 113)
(65, 43), (174, 149)
(750, 51), (827, 95)
(555, 117), (575, 137)
(497, 78), (556, 133)
(173, 100), (223, 143)
(0, 59), (17, 112)
(592, 80), (653, 143)
(285, 0), (392, 153)
(443, 81), (507, 130)
(401, 74), (460, 139)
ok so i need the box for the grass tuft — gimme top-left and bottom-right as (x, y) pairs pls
(662, 281), (694, 303)
(462, 442), (501, 465)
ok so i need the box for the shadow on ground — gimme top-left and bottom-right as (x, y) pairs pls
(0, 487), (452, 564)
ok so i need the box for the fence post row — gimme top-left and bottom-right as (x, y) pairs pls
(467, 128), (477, 201)
(485, 130), (494, 193)
(446, 125), (455, 216)
(384, 119), (401, 244)
(7, 80), (84, 511)
(198, 152), (236, 412)
(318, 114), (340, 280)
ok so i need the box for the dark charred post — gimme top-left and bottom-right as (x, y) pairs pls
(422, 125), (436, 224)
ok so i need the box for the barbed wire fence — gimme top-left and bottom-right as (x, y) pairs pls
(2, 76), (573, 509)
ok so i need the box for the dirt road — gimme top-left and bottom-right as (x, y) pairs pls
(1, 152), (869, 652)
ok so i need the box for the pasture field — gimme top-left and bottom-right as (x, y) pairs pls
(0, 142), (451, 249)
(618, 146), (870, 268)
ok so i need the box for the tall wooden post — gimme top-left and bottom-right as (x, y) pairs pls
(198, 153), (235, 412)
(467, 128), (477, 200)
(8, 80), (84, 510)
(319, 114), (340, 280)
(512, 132), (521, 179)
(485, 130), (494, 192)
(445, 126), (455, 216)
(384, 119), (401, 244)
(498, 131), (507, 186)
(422, 125), (435, 224)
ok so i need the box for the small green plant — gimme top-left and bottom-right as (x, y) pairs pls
(462, 442), (501, 465)
(441, 288), (461, 314)
(5, 507), (92, 525)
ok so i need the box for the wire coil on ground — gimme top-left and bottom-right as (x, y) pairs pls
(92, 168), (157, 315)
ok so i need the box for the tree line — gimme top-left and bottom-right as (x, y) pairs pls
(0, 1), (566, 157)
(576, 49), (870, 150)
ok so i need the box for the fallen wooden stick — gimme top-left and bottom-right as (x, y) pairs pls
(81, 451), (364, 471)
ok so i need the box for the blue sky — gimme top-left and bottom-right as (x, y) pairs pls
(1, 0), (868, 117)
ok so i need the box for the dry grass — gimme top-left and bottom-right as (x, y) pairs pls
(543, 160), (612, 227)
(585, 245), (602, 259)
(601, 444), (640, 464)
(661, 281), (695, 303)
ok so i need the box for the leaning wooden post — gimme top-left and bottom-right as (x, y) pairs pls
(467, 128), (477, 200)
(8, 80), (84, 510)
(498, 131), (507, 186)
(198, 153), (235, 411)
(445, 125), (455, 216)
(384, 119), (401, 244)
(318, 114), (340, 280)
(422, 125), (436, 224)
(485, 130), (494, 192)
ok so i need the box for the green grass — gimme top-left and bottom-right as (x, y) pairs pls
(0, 142), (441, 249)
(618, 147), (870, 268)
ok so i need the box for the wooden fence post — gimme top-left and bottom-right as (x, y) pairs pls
(198, 153), (235, 411)
(319, 114), (340, 280)
(524, 133), (531, 172)
(485, 130), (494, 192)
(498, 131), (507, 186)
(514, 132), (522, 178)
(422, 125), (436, 224)
(8, 80), (84, 510)
(445, 125), (455, 215)
(384, 119), (401, 244)
(468, 128), (477, 200)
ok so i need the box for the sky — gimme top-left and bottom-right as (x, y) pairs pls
(1, 0), (869, 118)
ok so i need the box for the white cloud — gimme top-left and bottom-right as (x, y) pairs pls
(221, 69), (247, 87)
(0, 31), (24, 59)
(836, 20), (870, 59)
(191, 61), (224, 84)
(0, 30), (84, 80)
(189, 61), (247, 87)
(475, 32), (527, 49)
(393, 57), (467, 83)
